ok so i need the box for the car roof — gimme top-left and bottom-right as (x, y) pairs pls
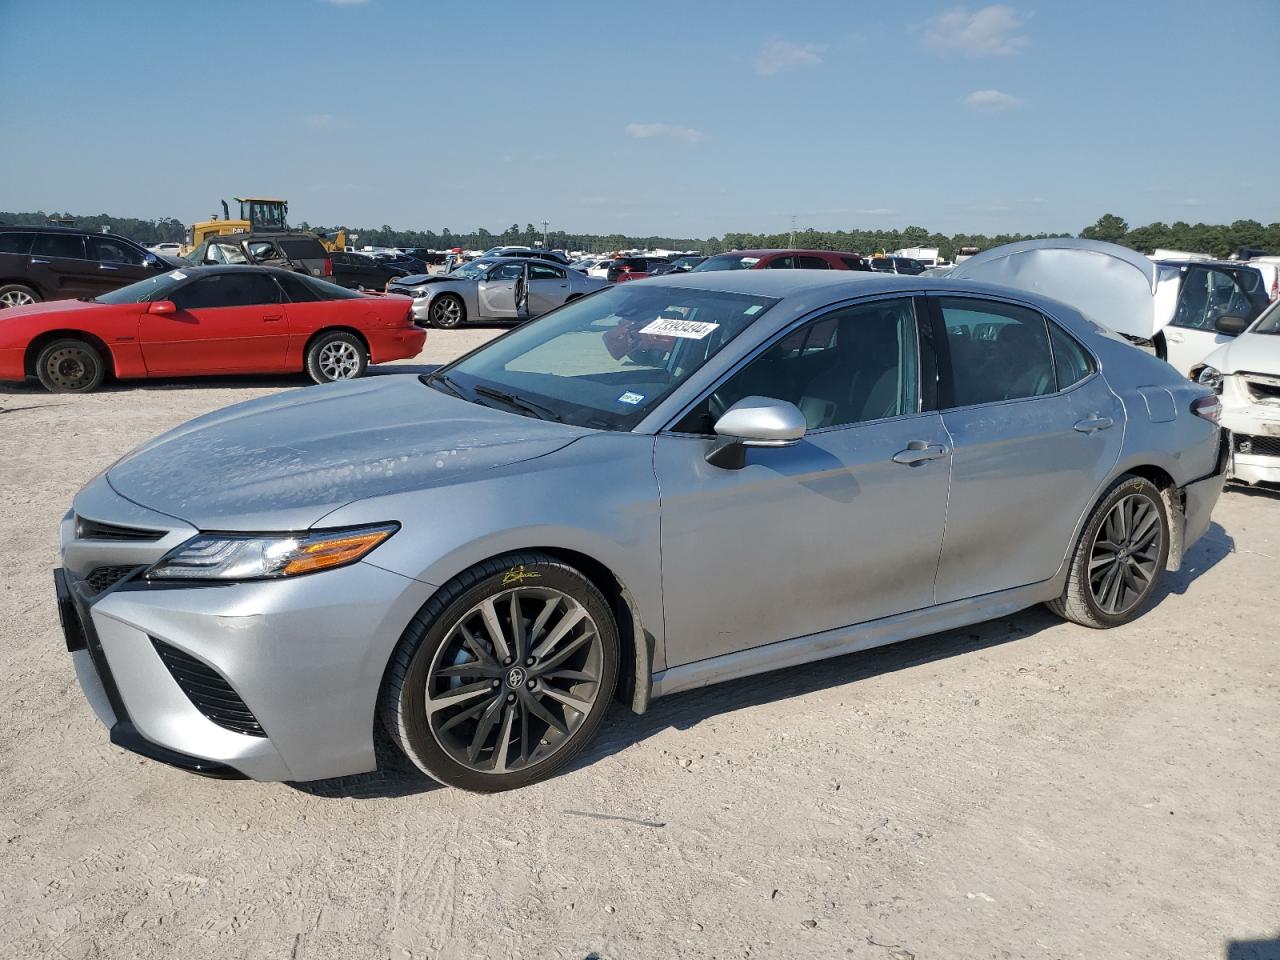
(0, 223), (137, 242)
(165, 264), (311, 279)
(720, 249), (862, 258)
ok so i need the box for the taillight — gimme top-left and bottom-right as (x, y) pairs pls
(323, 257), (333, 277)
(1191, 394), (1221, 423)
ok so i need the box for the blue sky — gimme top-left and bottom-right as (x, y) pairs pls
(2, 0), (1277, 238)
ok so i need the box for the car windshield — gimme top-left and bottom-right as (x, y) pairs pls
(432, 284), (779, 430)
(449, 260), (493, 279)
(692, 254), (760, 272)
(1253, 299), (1280, 334)
(90, 269), (193, 304)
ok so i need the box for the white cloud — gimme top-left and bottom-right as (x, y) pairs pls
(754, 40), (826, 76)
(925, 5), (1028, 57)
(300, 113), (336, 128)
(962, 89), (1022, 111)
(624, 123), (704, 144)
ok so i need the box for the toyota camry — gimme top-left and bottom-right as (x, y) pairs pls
(56, 271), (1227, 791)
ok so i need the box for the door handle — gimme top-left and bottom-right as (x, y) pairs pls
(1073, 415), (1114, 433)
(892, 441), (949, 465)
(99, 264), (118, 271)
(1165, 331), (1184, 343)
(30, 258), (49, 265)
(263, 314), (283, 322)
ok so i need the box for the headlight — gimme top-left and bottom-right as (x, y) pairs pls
(1195, 365), (1224, 394)
(146, 523), (398, 581)
(412, 287), (432, 300)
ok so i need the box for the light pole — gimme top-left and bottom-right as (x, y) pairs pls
(542, 220), (549, 249)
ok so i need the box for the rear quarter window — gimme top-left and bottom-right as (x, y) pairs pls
(277, 239), (327, 259)
(0, 232), (35, 255)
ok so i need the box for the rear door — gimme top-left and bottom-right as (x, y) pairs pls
(87, 236), (153, 295)
(29, 232), (96, 300)
(139, 272), (290, 374)
(1164, 265), (1260, 375)
(527, 262), (570, 316)
(0, 231), (36, 302)
(794, 255), (832, 270)
(928, 295), (1123, 602)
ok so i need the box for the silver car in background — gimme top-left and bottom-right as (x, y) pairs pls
(388, 256), (607, 328)
(56, 271), (1227, 792)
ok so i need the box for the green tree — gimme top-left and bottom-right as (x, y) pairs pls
(1080, 213), (1129, 244)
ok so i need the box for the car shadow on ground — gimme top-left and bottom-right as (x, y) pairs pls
(294, 524), (1234, 801)
(1227, 938), (1280, 960)
(0, 364), (441, 396)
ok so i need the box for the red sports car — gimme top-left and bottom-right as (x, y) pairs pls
(0, 265), (425, 392)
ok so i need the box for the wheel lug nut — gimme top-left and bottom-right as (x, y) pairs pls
(525, 657), (535, 666)
(492, 680), (500, 688)
(527, 679), (536, 690)
(506, 693), (516, 703)
(503, 657), (513, 666)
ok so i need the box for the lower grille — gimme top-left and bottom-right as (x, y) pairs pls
(1235, 433), (1280, 458)
(150, 638), (266, 737)
(85, 565), (139, 594)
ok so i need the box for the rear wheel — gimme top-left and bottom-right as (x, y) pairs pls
(1047, 475), (1169, 628)
(0, 284), (38, 308)
(35, 339), (105, 393)
(381, 552), (618, 792)
(305, 330), (367, 384)
(429, 295), (465, 329)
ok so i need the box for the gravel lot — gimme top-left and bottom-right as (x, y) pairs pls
(1, 329), (1277, 960)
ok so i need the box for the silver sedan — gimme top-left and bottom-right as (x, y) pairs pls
(387, 256), (608, 328)
(56, 271), (1226, 791)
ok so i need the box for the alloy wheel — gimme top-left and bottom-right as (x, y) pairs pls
(425, 586), (604, 774)
(1088, 493), (1163, 615)
(0, 290), (35, 308)
(318, 341), (361, 380)
(432, 298), (462, 326)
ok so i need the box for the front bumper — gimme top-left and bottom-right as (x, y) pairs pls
(59, 489), (435, 782)
(1219, 376), (1280, 486)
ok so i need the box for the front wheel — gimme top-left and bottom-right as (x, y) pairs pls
(305, 331), (367, 384)
(1047, 475), (1170, 628)
(35, 339), (105, 393)
(429, 295), (465, 329)
(381, 552), (619, 792)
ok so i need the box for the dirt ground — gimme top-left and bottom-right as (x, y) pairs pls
(1, 330), (1276, 960)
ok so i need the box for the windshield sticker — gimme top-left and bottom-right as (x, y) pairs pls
(168, 270), (187, 280)
(639, 318), (720, 340)
(617, 391), (646, 405)
(740, 258), (760, 266)
(744, 304), (763, 315)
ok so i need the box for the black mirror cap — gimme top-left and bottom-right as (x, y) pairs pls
(1214, 314), (1251, 336)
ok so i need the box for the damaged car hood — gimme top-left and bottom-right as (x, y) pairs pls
(1202, 330), (1280, 376)
(103, 376), (587, 531)
(950, 238), (1164, 340)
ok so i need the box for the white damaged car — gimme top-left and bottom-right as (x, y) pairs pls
(1192, 303), (1280, 486)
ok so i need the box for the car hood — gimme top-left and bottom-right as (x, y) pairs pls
(0, 297), (117, 321)
(104, 376), (588, 531)
(949, 238), (1163, 340)
(393, 274), (465, 287)
(1202, 331), (1280, 376)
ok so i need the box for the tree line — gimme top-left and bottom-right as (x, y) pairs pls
(2, 210), (1276, 261)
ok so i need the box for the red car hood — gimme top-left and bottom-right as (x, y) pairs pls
(0, 298), (128, 321)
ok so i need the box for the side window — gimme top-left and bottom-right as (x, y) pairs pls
(275, 271), (323, 302)
(91, 237), (144, 265)
(529, 264), (566, 280)
(766, 256), (797, 269)
(840, 256), (866, 271)
(1172, 267), (1253, 330)
(939, 298), (1055, 406)
(247, 241), (279, 260)
(794, 255), (831, 270)
(33, 233), (87, 260)
(170, 273), (283, 310)
(0, 232), (35, 255)
(680, 298), (920, 433)
(1049, 322), (1093, 389)
(490, 263), (525, 281)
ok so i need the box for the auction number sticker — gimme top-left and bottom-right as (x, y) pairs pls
(617, 391), (645, 405)
(168, 270), (187, 280)
(638, 317), (720, 340)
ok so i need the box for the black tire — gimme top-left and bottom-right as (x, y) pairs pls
(0, 283), (39, 309)
(381, 551), (619, 792)
(428, 294), (465, 329)
(35, 338), (106, 393)
(1047, 474), (1170, 628)
(305, 330), (367, 384)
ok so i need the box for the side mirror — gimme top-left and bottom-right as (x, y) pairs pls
(706, 396), (807, 469)
(1214, 314), (1250, 336)
(148, 300), (176, 315)
(145, 253), (162, 269)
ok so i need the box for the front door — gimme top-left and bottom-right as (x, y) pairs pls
(1163, 265), (1263, 376)
(477, 262), (528, 321)
(928, 295), (1124, 602)
(654, 297), (952, 667)
(86, 236), (153, 296)
(139, 272), (290, 375)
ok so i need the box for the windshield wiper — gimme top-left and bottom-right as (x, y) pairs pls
(419, 371), (467, 398)
(472, 384), (562, 422)
(77, 296), (98, 303)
